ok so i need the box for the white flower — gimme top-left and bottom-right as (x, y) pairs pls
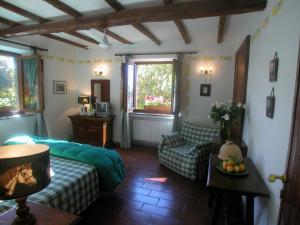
(237, 102), (243, 108)
(208, 114), (211, 119)
(243, 104), (247, 109)
(215, 101), (221, 108)
(222, 114), (230, 121)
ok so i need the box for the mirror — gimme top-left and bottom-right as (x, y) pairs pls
(94, 83), (101, 102)
(91, 79), (110, 107)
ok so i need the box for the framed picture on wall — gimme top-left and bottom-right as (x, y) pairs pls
(200, 84), (211, 97)
(266, 87), (275, 118)
(269, 52), (279, 82)
(53, 81), (67, 94)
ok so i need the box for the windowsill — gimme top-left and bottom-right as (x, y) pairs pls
(129, 112), (174, 119)
(0, 112), (35, 120)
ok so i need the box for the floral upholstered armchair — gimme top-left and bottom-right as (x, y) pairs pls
(158, 121), (219, 181)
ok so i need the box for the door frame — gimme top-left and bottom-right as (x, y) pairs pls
(232, 35), (251, 139)
(277, 38), (300, 224)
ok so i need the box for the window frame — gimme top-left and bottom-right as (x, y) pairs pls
(131, 61), (175, 115)
(0, 52), (45, 117)
(0, 50), (21, 116)
(18, 55), (45, 113)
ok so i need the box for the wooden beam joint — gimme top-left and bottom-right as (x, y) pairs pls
(217, 15), (226, 43)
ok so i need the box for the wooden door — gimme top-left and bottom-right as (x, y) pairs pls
(232, 35), (250, 139)
(278, 39), (300, 225)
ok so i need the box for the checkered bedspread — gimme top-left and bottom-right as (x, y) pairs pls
(0, 156), (100, 215)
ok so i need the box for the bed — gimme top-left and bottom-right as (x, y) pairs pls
(0, 136), (126, 215)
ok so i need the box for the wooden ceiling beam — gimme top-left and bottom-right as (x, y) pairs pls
(44, 0), (82, 18)
(44, 0), (131, 44)
(96, 28), (132, 44)
(131, 24), (161, 45)
(105, 0), (161, 45)
(0, 0), (46, 23)
(0, 16), (87, 49)
(41, 34), (87, 49)
(163, 0), (191, 44)
(0, 16), (20, 27)
(0, 0), (267, 37)
(217, 15), (226, 43)
(105, 0), (125, 11)
(0, 0), (87, 49)
(174, 19), (191, 44)
(66, 31), (99, 45)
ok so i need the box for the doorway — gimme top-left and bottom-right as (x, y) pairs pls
(277, 38), (300, 225)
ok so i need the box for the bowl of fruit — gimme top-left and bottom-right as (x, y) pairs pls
(217, 158), (248, 176)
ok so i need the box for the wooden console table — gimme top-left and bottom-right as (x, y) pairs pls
(207, 154), (270, 225)
(68, 115), (115, 147)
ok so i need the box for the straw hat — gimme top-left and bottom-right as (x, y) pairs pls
(218, 141), (243, 161)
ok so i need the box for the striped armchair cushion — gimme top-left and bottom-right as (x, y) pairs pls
(161, 132), (184, 147)
(158, 142), (211, 181)
(180, 121), (219, 145)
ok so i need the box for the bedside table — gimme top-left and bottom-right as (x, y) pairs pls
(0, 201), (81, 225)
(68, 114), (115, 147)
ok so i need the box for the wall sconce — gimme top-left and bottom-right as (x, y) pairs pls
(94, 67), (104, 76)
(199, 65), (213, 76)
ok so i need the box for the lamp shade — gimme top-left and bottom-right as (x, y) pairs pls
(78, 96), (90, 105)
(218, 141), (243, 162)
(0, 144), (50, 200)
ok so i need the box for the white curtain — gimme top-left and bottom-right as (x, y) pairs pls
(173, 54), (183, 132)
(120, 57), (131, 149)
(34, 113), (48, 137)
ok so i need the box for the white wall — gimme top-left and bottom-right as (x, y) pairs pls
(2, 32), (236, 142)
(181, 47), (234, 126)
(1, 1), (299, 223)
(72, 40), (235, 141)
(0, 115), (35, 143)
(227, 0), (300, 224)
(72, 48), (123, 142)
(3, 35), (80, 140)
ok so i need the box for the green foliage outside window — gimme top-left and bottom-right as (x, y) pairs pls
(0, 57), (17, 110)
(136, 63), (173, 109)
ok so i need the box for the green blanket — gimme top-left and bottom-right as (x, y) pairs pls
(5, 136), (126, 193)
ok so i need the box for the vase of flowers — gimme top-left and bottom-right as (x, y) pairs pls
(209, 101), (246, 140)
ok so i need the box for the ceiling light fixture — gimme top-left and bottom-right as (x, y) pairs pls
(99, 29), (112, 49)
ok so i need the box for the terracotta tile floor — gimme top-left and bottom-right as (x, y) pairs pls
(79, 147), (212, 225)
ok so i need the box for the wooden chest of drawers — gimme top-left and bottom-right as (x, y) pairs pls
(68, 115), (115, 147)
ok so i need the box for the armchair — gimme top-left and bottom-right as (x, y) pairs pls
(158, 121), (219, 181)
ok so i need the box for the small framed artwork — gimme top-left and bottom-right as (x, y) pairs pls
(266, 87), (275, 119)
(200, 84), (211, 97)
(269, 52), (279, 82)
(53, 81), (67, 94)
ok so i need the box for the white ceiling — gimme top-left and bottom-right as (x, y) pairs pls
(0, 0), (237, 48)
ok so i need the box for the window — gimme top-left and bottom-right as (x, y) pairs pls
(0, 52), (45, 116)
(0, 52), (18, 112)
(128, 61), (174, 114)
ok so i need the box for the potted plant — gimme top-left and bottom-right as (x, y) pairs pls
(208, 101), (246, 140)
(144, 96), (171, 113)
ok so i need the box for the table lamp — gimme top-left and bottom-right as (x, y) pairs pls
(78, 96), (90, 115)
(0, 144), (51, 225)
